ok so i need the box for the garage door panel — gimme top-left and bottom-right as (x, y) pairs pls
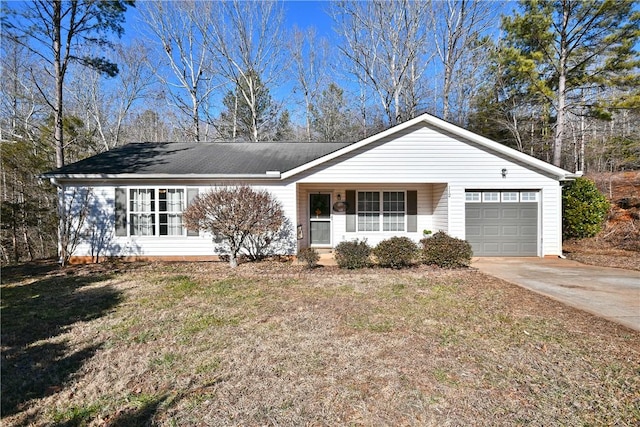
(521, 207), (538, 219)
(483, 208), (500, 219)
(502, 208), (519, 219)
(483, 225), (500, 236)
(466, 208), (481, 220)
(466, 225), (481, 237)
(502, 225), (518, 236)
(466, 197), (538, 256)
(502, 242), (519, 253)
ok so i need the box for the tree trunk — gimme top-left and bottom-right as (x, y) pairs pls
(552, 5), (569, 168)
(53, 0), (65, 168)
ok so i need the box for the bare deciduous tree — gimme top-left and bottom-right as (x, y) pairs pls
(183, 186), (286, 268)
(431, 0), (495, 123)
(332, 0), (430, 127)
(290, 27), (329, 142)
(59, 187), (93, 266)
(139, 0), (216, 142)
(74, 42), (157, 151)
(203, 0), (287, 142)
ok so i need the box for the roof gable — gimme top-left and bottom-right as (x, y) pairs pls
(282, 113), (575, 180)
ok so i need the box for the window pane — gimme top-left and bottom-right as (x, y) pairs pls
(502, 192), (519, 202)
(358, 213), (380, 231)
(130, 213), (155, 236)
(483, 192), (500, 202)
(465, 192), (481, 202)
(130, 189), (154, 212)
(160, 213), (183, 236)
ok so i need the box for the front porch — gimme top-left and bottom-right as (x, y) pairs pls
(294, 183), (449, 252)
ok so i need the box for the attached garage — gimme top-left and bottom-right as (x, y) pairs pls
(465, 190), (539, 256)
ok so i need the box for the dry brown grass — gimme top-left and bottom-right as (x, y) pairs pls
(2, 260), (639, 426)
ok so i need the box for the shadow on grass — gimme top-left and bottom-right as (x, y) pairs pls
(1, 269), (122, 416)
(52, 394), (170, 427)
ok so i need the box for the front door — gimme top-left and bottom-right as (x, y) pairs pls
(309, 193), (331, 246)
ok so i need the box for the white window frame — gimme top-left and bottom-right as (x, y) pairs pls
(128, 187), (188, 237)
(482, 192), (500, 202)
(382, 191), (405, 232)
(501, 192), (519, 202)
(357, 190), (406, 232)
(520, 191), (539, 202)
(465, 192), (481, 202)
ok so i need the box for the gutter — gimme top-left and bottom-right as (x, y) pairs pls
(39, 172), (282, 181)
(561, 171), (584, 181)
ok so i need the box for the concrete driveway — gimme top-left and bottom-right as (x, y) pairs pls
(473, 257), (640, 332)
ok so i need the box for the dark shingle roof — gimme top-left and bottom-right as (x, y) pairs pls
(45, 142), (352, 177)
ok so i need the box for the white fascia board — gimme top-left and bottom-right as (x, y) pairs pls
(281, 112), (574, 180)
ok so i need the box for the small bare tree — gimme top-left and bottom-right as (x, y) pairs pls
(59, 187), (93, 266)
(183, 186), (285, 268)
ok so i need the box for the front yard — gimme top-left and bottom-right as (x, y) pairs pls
(2, 260), (638, 426)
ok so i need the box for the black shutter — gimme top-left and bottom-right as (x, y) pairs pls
(115, 187), (127, 236)
(186, 188), (199, 236)
(346, 190), (356, 232)
(407, 190), (417, 232)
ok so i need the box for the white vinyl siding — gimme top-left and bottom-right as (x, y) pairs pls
(65, 181), (298, 258)
(297, 122), (563, 256)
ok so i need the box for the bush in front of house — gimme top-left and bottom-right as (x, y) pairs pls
(183, 185), (287, 268)
(562, 177), (610, 239)
(373, 236), (419, 269)
(421, 232), (473, 268)
(298, 247), (320, 269)
(334, 239), (372, 269)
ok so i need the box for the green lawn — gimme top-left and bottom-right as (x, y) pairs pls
(2, 260), (638, 426)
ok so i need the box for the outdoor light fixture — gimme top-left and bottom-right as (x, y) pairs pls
(501, 168), (508, 178)
(336, 193), (342, 201)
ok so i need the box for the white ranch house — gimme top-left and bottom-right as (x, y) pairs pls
(44, 113), (577, 263)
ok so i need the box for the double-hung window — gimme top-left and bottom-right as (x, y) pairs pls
(357, 191), (405, 232)
(120, 188), (191, 237)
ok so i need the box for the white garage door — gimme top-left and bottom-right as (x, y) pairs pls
(465, 191), (539, 256)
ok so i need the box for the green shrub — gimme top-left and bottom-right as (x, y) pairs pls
(298, 247), (320, 269)
(421, 232), (473, 268)
(563, 177), (610, 239)
(334, 239), (372, 269)
(373, 236), (418, 269)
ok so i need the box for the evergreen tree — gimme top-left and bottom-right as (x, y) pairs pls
(274, 110), (294, 142)
(217, 70), (278, 142)
(499, 0), (639, 168)
(311, 83), (355, 142)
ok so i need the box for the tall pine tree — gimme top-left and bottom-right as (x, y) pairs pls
(500, 0), (639, 168)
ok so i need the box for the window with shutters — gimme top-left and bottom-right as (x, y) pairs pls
(116, 187), (198, 237)
(357, 191), (406, 232)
